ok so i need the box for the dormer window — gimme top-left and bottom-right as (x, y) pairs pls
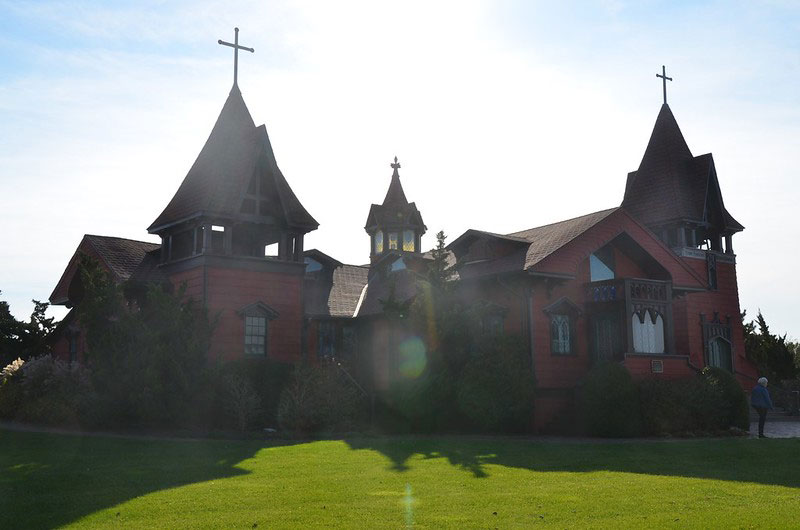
(374, 231), (384, 254)
(403, 230), (415, 252)
(388, 232), (398, 250)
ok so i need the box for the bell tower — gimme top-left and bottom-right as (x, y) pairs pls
(364, 157), (427, 264)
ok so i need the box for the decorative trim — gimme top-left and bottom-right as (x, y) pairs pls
(237, 301), (279, 320)
(542, 296), (582, 316)
(161, 253), (306, 275)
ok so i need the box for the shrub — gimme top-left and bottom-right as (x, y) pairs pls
(0, 358), (25, 419)
(277, 362), (364, 437)
(222, 372), (262, 433)
(580, 362), (641, 437)
(638, 376), (721, 435)
(456, 335), (534, 432)
(382, 350), (457, 433)
(11, 355), (95, 427)
(211, 358), (292, 431)
(700, 366), (750, 430)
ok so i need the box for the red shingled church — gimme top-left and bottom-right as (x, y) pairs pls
(49, 63), (757, 431)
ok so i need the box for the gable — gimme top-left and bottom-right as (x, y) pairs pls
(533, 209), (705, 290)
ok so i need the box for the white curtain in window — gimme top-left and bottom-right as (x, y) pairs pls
(632, 311), (665, 354)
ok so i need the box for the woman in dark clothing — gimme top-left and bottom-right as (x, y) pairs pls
(751, 377), (774, 438)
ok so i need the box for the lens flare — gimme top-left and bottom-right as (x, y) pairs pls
(397, 337), (426, 379)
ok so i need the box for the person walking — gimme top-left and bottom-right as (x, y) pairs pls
(751, 377), (774, 438)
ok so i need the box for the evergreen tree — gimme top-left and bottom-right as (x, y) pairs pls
(743, 310), (798, 383)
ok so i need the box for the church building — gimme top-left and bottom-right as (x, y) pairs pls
(48, 41), (757, 431)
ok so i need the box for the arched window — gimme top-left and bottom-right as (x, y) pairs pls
(551, 314), (571, 354)
(632, 310), (665, 354)
(708, 337), (733, 372)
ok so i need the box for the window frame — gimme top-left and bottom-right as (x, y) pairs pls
(244, 315), (268, 356)
(542, 297), (582, 357)
(237, 302), (279, 357)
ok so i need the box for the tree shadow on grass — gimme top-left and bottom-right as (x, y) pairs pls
(0, 429), (299, 530)
(344, 436), (800, 488)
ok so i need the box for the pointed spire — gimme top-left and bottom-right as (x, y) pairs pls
(382, 156), (409, 206)
(637, 104), (692, 173)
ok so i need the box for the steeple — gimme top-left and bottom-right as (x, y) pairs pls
(364, 157), (426, 264)
(622, 103), (742, 256)
(149, 83), (318, 264)
(382, 157), (409, 206)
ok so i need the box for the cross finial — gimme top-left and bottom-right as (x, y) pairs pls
(218, 27), (254, 87)
(390, 156), (401, 170)
(656, 65), (673, 105)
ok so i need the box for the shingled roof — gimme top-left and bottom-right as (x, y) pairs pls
(50, 235), (163, 305)
(451, 209), (618, 279)
(622, 104), (743, 232)
(149, 86), (318, 233)
(305, 263), (369, 318)
(508, 208), (619, 270)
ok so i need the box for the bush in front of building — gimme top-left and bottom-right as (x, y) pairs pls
(0, 357), (25, 419)
(0, 355), (95, 427)
(277, 362), (364, 437)
(579, 361), (641, 437)
(456, 335), (534, 433)
(699, 366), (750, 430)
(210, 357), (293, 432)
(381, 349), (459, 433)
(636, 368), (749, 436)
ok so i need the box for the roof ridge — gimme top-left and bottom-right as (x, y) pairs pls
(506, 207), (618, 236)
(84, 234), (160, 246)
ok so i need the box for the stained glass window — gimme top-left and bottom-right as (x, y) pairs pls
(244, 315), (267, 355)
(403, 230), (415, 251)
(551, 314), (571, 354)
(388, 232), (398, 250)
(374, 231), (384, 254)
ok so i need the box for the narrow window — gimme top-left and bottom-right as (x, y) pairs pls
(708, 337), (732, 372)
(374, 231), (384, 254)
(403, 230), (415, 252)
(551, 314), (571, 354)
(244, 315), (267, 355)
(632, 311), (665, 354)
(707, 252), (718, 290)
(318, 321), (336, 359)
(388, 232), (398, 250)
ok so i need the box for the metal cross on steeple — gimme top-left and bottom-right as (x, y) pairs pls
(656, 65), (673, 105)
(391, 156), (401, 170)
(218, 27), (254, 87)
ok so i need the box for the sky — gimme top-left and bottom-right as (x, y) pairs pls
(0, 0), (798, 337)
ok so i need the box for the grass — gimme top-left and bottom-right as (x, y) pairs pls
(2, 429), (800, 528)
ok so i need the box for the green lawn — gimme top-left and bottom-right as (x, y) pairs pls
(1, 429), (799, 528)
